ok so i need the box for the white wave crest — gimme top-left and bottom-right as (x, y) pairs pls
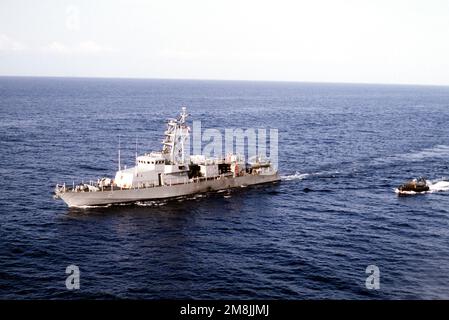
(70, 204), (112, 209)
(428, 179), (449, 192)
(394, 188), (418, 195)
(281, 172), (309, 181)
(377, 145), (449, 166)
(405, 145), (449, 161)
(136, 201), (167, 206)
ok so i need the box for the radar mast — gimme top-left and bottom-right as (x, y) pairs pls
(161, 107), (190, 165)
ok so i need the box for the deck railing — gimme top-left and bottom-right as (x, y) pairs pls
(62, 172), (244, 193)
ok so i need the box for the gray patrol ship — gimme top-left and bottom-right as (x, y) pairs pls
(54, 108), (280, 207)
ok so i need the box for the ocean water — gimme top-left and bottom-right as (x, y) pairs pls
(1, 77), (449, 299)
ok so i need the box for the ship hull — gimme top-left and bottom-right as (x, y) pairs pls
(59, 173), (280, 207)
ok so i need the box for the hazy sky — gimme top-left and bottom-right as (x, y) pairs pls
(1, 0), (448, 85)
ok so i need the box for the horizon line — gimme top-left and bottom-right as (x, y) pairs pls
(0, 74), (448, 88)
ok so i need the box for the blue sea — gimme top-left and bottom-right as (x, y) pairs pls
(1, 77), (449, 299)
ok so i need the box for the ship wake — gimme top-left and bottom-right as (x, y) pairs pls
(428, 179), (449, 193)
(281, 172), (309, 181)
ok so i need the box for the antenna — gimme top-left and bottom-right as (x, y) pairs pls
(118, 135), (121, 171)
(135, 135), (138, 176)
(135, 135), (138, 162)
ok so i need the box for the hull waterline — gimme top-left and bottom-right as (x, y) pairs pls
(60, 173), (280, 207)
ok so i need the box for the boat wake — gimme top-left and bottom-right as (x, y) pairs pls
(281, 172), (309, 181)
(428, 179), (449, 193)
(281, 169), (343, 182)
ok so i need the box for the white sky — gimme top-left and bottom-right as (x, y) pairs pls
(1, 0), (448, 85)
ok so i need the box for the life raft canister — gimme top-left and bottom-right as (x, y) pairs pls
(233, 163), (239, 176)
